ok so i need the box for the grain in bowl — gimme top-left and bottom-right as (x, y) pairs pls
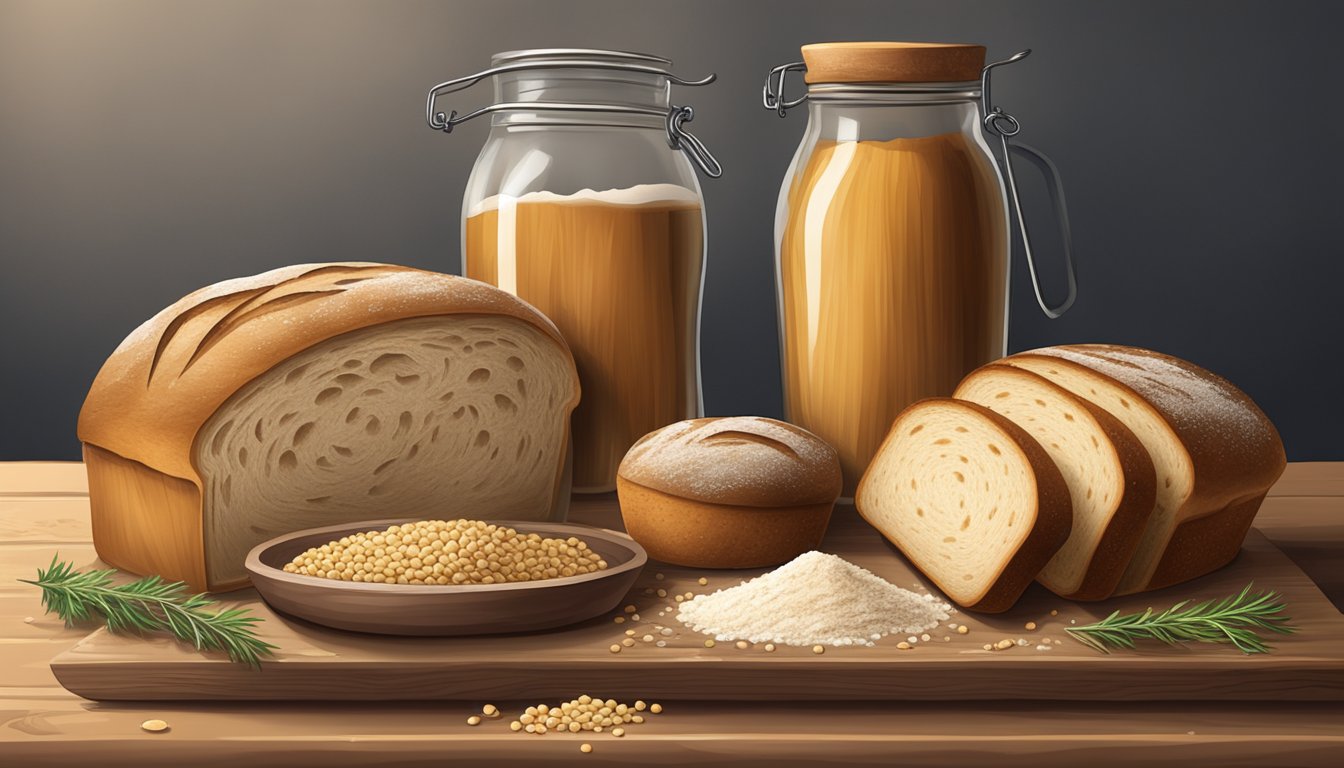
(282, 519), (608, 585)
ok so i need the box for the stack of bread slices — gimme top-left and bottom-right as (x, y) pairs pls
(856, 345), (1286, 613)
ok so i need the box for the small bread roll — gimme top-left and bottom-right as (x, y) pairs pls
(616, 417), (843, 568)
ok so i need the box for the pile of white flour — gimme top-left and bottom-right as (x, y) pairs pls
(676, 551), (951, 647)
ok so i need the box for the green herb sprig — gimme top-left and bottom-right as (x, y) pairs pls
(1066, 584), (1296, 655)
(22, 557), (276, 667)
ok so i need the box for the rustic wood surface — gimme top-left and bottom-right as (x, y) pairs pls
(46, 511), (1344, 703)
(2, 460), (1342, 766)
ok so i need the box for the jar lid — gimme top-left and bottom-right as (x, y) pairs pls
(801, 42), (986, 84)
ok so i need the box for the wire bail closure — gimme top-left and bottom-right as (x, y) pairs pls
(981, 50), (1076, 319)
(425, 58), (722, 179)
(761, 49), (1077, 319)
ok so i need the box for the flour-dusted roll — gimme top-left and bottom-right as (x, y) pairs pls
(954, 365), (1157, 601)
(78, 263), (581, 592)
(617, 417), (842, 568)
(1000, 345), (1286, 595)
(856, 399), (1072, 613)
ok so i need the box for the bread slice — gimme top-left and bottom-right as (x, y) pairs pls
(1001, 345), (1286, 595)
(78, 263), (581, 592)
(954, 365), (1156, 600)
(855, 399), (1071, 613)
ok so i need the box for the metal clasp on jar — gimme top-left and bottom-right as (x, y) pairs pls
(425, 57), (723, 179)
(762, 50), (1077, 318)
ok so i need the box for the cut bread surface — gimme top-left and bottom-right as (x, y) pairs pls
(195, 315), (576, 588)
(955, 365), (1156, 600)
(856, 399), (1070, 612)
(1001, 355), (1195, 594)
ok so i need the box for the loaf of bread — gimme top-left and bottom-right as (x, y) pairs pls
(78, 263), (581, 592)
(954, 365), (1156, 601)
(1001, 345), (1286, 595)
(856, 399), (1072, 612)
(616, 416), (842, 568)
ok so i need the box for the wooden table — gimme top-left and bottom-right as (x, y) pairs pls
(3, 461), (1342, 767)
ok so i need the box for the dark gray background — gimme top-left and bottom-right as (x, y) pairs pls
(2, 0), (1341, 461)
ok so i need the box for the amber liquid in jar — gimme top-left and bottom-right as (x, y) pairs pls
(779, 134), (1007, 494)
(465, 185), (704, 492)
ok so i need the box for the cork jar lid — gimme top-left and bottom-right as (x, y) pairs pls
(801, 42), (986, 84)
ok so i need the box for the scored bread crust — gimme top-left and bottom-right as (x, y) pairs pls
(856, 399), (1072, 613)
(78, 263), (575, 482)
(618, 416), (843, 508)
(1003, 345), (1286, 594)
(955, 365), (1157, 601)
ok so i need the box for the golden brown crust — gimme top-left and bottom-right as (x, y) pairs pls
(1010, 345), (1285, 511)
(855, 399), (1072, 613)
(618, 417), (843, 508)
(83, 444), (212, 591)
(77, 263), (576, 485)
(1007, 345), (1286, 592)
(616, 476), (834, 569)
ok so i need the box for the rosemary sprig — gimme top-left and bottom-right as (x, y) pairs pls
(1066, 583), (1296, 654)
(21, 556), (276, 668)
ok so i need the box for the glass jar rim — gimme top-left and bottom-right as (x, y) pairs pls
(491, 48), (674, 70)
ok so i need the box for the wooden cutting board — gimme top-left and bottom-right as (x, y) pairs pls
(50, 497), (1344, 702)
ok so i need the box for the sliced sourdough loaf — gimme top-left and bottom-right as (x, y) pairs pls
(1001, 345), (1286, 595)
(855, 399), (1072, 613)
(954, 365), (1157, 601)
(78, 263), (581, 592)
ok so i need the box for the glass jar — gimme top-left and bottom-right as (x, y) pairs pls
(765, 43), (1076, 495)
(426, 49), (720, 492)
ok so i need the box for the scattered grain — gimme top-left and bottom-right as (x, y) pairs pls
(655, 572), (665, 581)
(643, 634), (655, 643)
(612, 727), (625, 737)
(614, 616), (625, 624)
(140, 719), (169, 733)
(621, 638), (635, 647)
(812, 645), (825, 654)
(703, 639), (715, 648)
(467, 715), (481, 726)
(764, 643), (776, 652)
(956, 625), (969, 635)
(482, 704), (499, 718)
(735, 640), (750, 650)
(698, 577), (709, 586)
(896, 641), (912, 650)
(624, 604), (637, 613)
(1024, 621), (1037, 631)
(650, 703), (663, 714)
(609, 644), (621, 654)
(580, 743), (593, 753)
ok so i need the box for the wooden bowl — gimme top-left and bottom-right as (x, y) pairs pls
(245, 519), (647, 636)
